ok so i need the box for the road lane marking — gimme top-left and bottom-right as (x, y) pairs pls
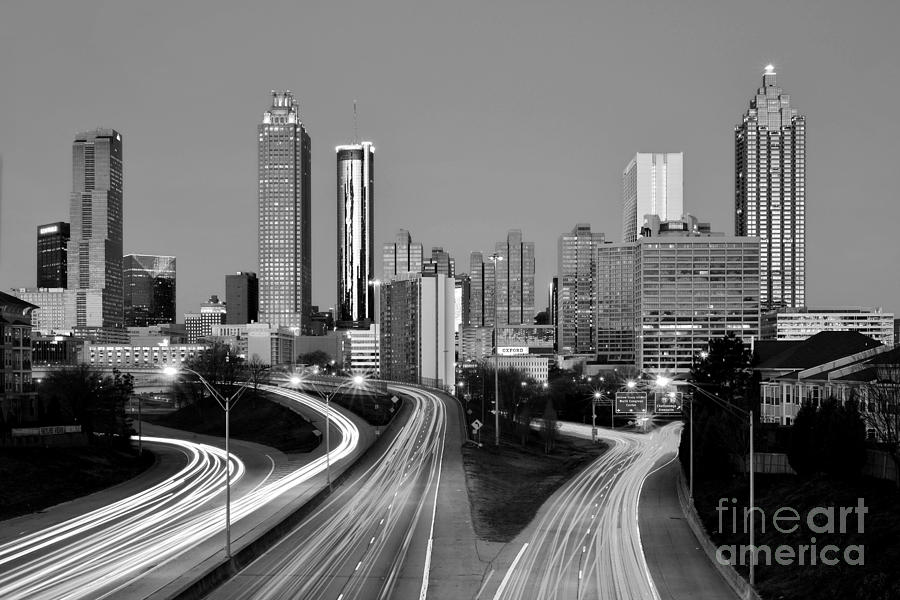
(492, 542), (529, 600)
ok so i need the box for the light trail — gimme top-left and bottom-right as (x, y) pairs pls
(0, 384), (360, 600)
(494, 421), (682, 600)
(209, 383), (450, 600)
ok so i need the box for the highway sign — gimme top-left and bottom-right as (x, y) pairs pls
(615, 391), (647, 414)
(655, 391), (683, 414)
(471, 419), (483, 431)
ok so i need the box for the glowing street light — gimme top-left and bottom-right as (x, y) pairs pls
(162, 363), (270, 560)
(626, 380), (637, 389)
(289, 372), (365, 490)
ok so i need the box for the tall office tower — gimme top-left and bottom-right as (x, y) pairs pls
(37, 222), (70, 288)
(557, 224), (605, 354)
(336, 141), (375, 326)
(735, 65), (806, 310)
(123, 254), (176, 327)
(382, 229), (423, 282)
(379, 272), (455, 388)
(622, 152), (683, 243)
(494, 230), (536, 326)
(184, 295), (227, 343)
(225, 271), (259, 324)
(467, 252), (495, 327)
(67, 129), (124, 340)
(258, 91), (312, 331)
(423, 247), (455, 277)
(635, 218), (760, 374)
(595, 243), (637, 365)
(455, 274), (471, 331)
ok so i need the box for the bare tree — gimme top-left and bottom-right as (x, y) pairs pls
(861, 363), (900, 484)
(541, 397), (559, 454)
(244, 355), (271, 408)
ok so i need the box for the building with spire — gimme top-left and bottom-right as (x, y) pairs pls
(735, 65), (806, 310)
(258, 91), (312, 331)
(336, 141), (375, 326)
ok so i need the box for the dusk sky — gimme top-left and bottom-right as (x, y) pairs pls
(1, 0), (898, 316)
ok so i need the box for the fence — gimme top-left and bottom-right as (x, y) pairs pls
(733, 450), (898, 484)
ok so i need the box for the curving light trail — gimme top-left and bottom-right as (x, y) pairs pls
(495, 421), (682, 600)
(209, 383), (449, 600)
(0, 384), (360, 600)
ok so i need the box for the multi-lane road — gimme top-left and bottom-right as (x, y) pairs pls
(488, 422), (683, 600)
(0, 385), (362, 600)
(209, 383), (452, 600)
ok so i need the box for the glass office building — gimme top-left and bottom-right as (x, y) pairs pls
(336, 142), (375, 325)
(258, 91), (312, 331)
(735, 65), (806, 309)
(595, 243), (637, 365)
(622, 153), (683, 243)
(557, 224), (604, 354)
(67, 129), (124, 338)
(382, 229), (423, 282)
(37, 222), (70, 288)
(494, 229), (535, 326)
(124, 254), (176, 327)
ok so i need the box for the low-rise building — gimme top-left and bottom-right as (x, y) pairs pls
(495, 354), (549, 384)
(762, 307), (894, 346)
(0, 292), (38, 427)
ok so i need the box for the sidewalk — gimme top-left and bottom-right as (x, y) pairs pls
(639, 459), (739, 600)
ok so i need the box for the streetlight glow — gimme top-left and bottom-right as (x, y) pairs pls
(626, 380), (637, 389)
(655, 376), (671, 388)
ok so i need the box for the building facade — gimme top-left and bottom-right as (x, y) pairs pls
(83, 341), (208, 370)
(557, 224), (604, 354)
(636, 233), (760, 374)
(225, 271), (259, 325)
(9, 288), (76, 335)
(595, 243), (637, 365)
(735, 65), (806, 310)
(382, 229), (423, 282)
(622, 152), (683, 243)
(37, 222), (70, 288)
(468, 252), (496, 328)
(379, 273), (455, 389)
(184, 295), (226, 343)
(0, 292), (38, 426)
(336, 141), (375, 326)
(258, 91), (312, 331)
(67, 129), (125, 340)
(494, 355), (550, 385)
(423, 247), (455, 277)
(342, 324), (380, 376)
(124, 254), (176, 327)
(762, 307), (894, 346)
(494, 230), (536, 326)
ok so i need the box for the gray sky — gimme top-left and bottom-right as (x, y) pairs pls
(1, 0), (899, 316)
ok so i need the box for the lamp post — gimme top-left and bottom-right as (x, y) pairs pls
(290, 373), (364, 491)
(488, 252), (503, 447)
(163, 364), (266, 560)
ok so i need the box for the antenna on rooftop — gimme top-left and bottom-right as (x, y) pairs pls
(353, 100), (359, 144)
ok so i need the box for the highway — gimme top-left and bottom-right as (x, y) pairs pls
(490, 421), (683, 600)
(0, 385), (361, 600)
(208, 383), (451, 600)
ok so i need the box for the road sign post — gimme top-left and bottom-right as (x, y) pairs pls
(615, 391), (648, 414)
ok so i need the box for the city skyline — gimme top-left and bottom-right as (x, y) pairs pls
(1, 2), (898, 317)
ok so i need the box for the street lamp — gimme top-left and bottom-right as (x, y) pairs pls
(488, 252), (504, 447)
(289, 372), (365, 491)
(162, 363), (268, 560)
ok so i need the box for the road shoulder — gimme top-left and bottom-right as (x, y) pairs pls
(639, 458), (739, 600)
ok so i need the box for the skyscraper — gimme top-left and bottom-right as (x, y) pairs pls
(423, 247), (455, 277)
(184, 295), (226, 343)
(225, 271), (259, 324)
(336, 141), (375, 326)
(735, 65), (806, 310)
(467, 251), (495, 327)
(382, 229), (423, 282)
(494, 229), (535, 326)
(37, 222), (70, 288)
(622, 152), (683, 243)
(123, 254), (176, 327)
(258, 91), (312, 331)
(67, 129), (124, 340)
(557, 224), (604, 354)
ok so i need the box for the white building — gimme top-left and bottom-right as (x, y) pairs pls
(343, 324), (380, 376)
(622, 152), (684, 243)
(82, 341), (208, 370)
(762, 307), (894, 346)
(208, 323), (296, 365)
(495, 354), (549, 384)
(9, 288), (76, 335)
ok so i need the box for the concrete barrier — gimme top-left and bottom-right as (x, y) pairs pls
(675, 469), (762, 600)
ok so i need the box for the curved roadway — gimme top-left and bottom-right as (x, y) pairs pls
(489, 422), (682, 600)
(209, 383), (452, 600)
(0, 385), (361, 600)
